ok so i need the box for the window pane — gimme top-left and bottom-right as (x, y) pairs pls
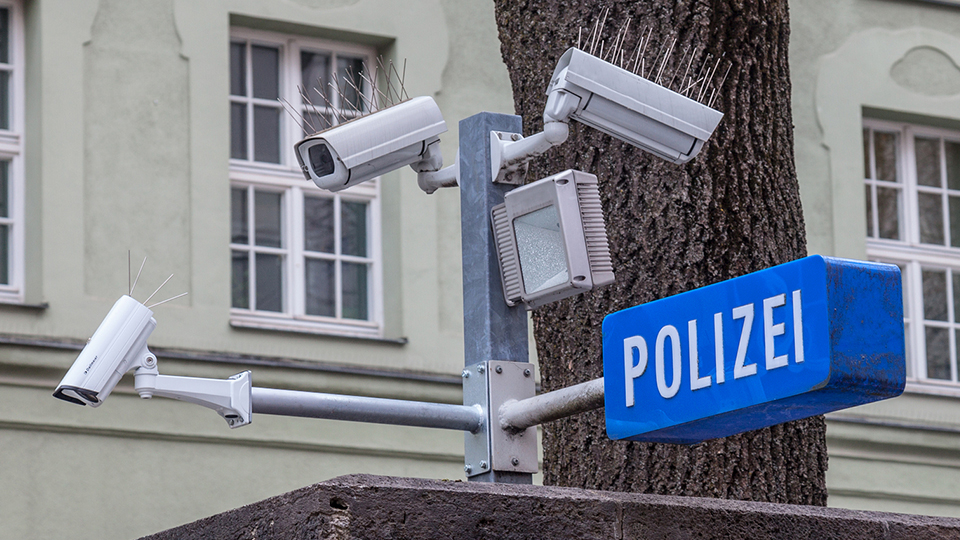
(951, 196), (960, 248)
(0, 9), (9, 65)
(254, 191), (282, 248)
(864, 185), (873, 238)
(231, 251), (249, 309)
(341, 201), (368, 257)
(953, 272), (960, 324)
(0, 161), (9, 218)
(918, 191), (945, 245)
(230, 187), (248, 244)
(336, 57), (366, 113)
(874, 131), (898, 182)
(230, 42), (245, 96)
(255, 253), (283, 312)
(253, 106), (280, 163)
(863, 128), (870, 179)
(304, 196), (334, 253)
(947, 141), (960, 190)
(0, 223), (8, 285)
(230, 103), (247, 160)
(251, 45), (279, 100)
(925, 326), (951, 380)
(915, 136), (941, 187)
(922, 268), (948, 321)
(0, 70), (9, 131)
(876, 186), (900, 240)
(305, 258), (335, 317)
(342, 262), (368, 320)
(301, 51), (330, 104)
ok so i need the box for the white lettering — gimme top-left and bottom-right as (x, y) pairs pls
(689, 319), (711, 390)
(732, 303), (756, 379)
(714, 312), (725, 384)
(656, 325), (682, 398)
(763, 294), (788, 370)
(623, 336), (647, 407)
(793, 289), (804, 363)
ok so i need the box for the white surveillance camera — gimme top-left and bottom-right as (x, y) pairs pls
(53, 295), (156, 407)
(544, 47), (723, 164)
(54, 294), (252, 427)
(294, 96), (447, 192)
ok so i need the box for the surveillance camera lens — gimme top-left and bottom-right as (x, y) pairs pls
(309, 143), (335, 178)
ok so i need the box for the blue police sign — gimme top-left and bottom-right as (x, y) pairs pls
(602, 256), (905, 444)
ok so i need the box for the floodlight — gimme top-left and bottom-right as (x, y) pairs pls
(492, 169), (614, 309)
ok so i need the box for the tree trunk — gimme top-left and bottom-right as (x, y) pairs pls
(492, 0), (828, 505)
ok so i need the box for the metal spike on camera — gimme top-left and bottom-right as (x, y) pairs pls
(574, 14), (732, 108)
(278, 56), (411, 137)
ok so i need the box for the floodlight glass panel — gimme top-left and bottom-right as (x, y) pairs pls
(514, 205), (569, 294)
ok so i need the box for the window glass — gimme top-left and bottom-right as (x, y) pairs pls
(305, 258), (335, 317)
(341, 201), (367, 257)
(254, 191), (282, 248)
(251, 45), (279, 100)
(874, 131), (898, 182)
(253, 105), (280, 163)
(304, 197), (334, 253)
(255, 253), (283, 312)
(915, 137), (941, 187)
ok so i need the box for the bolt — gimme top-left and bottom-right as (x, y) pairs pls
(477, 365), (486, 374)
(511, 457), (520, 466)
(511, 133), (520, 141)
(523, 368), (531, 377)
(464, 465), (472, 474)
(462, 370), (470, 379)
(495, 365), (503, 374)
(480, 460), (488, 469)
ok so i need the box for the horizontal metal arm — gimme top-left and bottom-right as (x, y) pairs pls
(499, 377), (604, 431)
(251, 387), (484, 433)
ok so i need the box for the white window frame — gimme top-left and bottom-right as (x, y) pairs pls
(0, 0), (24, 304)
(864, 117), (960, 394)
(229, 27), (383, 338)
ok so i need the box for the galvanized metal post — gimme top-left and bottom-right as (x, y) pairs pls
(459, 112), (528, 365)
(459, 112), (535, 484)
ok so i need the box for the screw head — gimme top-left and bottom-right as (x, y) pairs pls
(523, 368), (531, 377)
(511, 133), (520, 141)
(511, 457), (520, 466)
(495, 365), (503, 374)
(462, 370), (470, 379)
(477, 365), (486, 374)
(464, 465), (472, 474)
(480, 460), (488, 469)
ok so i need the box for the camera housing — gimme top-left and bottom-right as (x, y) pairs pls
(53, 295), (156, 407)
(294, 96), (447, 192)
(544, 47), (723, 164)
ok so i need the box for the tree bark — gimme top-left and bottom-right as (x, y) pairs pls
(492, 0), (828, 505)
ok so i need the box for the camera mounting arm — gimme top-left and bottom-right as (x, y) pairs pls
(133, 357), (252, 429)
(490, 121), (569, 185)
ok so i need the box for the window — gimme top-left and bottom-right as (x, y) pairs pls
(229, 28), (381, 338)
(0, 1), (24, 304)
(864, 118), (960, 386)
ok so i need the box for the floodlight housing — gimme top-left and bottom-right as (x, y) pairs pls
(294, 96), (447, 192)
(544, 47), (723, 164)
(492, 169), (614, 310)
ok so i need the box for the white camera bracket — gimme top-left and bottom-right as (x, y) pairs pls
(134, 357), (252, 429)
(490, 121), (569, 185)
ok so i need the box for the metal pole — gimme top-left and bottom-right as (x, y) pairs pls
(459, 112), (533, 484)
(499, 378), (604, 432)
(251, 387), (483, 432)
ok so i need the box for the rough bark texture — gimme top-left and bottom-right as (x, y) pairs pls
(492, 0), (828, 504)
